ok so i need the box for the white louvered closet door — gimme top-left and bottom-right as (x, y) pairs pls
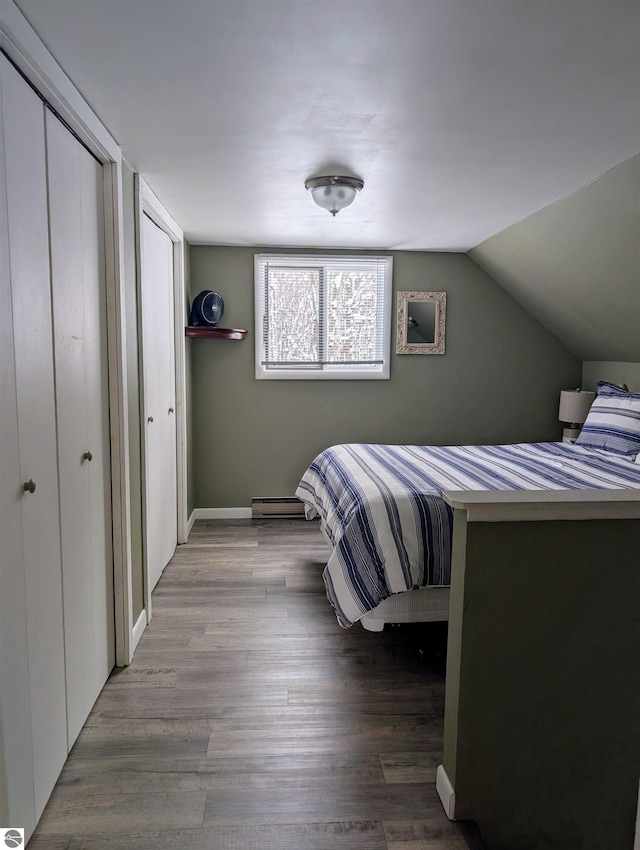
(46, 110), (115, 746)
(0, 55), (67, 829)
(141, 212), (177, 592)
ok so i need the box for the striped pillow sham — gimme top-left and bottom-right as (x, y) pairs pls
(576, 381), (640, 457)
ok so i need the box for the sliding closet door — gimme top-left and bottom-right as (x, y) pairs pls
(0, 56), (67, 823)
(0, 55), (36, 835)
(80, 130), (115, 694)
(47, 110), (115, 745)
(140, 213), (177, 592)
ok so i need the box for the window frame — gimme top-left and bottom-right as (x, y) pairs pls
(254, 253), (393, 381)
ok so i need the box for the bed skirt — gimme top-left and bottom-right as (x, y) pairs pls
(360, 585), (450, 631)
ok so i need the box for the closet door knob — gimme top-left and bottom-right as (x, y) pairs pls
(83, 451), (93, 462)
(23, 479), (36, 494)
(168, 407), (174, 414)
(147, 416), (154, 423)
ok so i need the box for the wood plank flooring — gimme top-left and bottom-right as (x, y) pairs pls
(28, 519), (480, 849)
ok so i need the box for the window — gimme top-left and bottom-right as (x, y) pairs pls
(254, 254), (392, 380)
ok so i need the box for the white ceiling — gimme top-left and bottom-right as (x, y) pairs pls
(14, 0), (640, 250)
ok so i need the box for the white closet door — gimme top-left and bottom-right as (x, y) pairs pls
(141, 213), (177, 591)
(1, 57), (67, 822)
(47, 110), (114, 745)
(0, 55), (36, 836)
(80, 129), (115, 693)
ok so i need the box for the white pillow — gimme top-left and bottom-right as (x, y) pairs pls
(576, 381), (640, 457)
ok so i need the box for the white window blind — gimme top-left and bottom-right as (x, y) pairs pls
(254, 254), (392, 380)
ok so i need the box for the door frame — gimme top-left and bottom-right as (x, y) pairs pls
(135, 175), (187, 622)
(1, 1), (136, 666)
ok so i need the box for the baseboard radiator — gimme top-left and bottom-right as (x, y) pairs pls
(251, 497), (306, 519)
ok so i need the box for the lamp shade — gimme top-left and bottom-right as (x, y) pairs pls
(558, 389), (595, 425)
(304, 175), (364, 216)
(310, 184), (357, 215)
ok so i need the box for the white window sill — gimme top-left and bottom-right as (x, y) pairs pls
(255, 367), (390, 381)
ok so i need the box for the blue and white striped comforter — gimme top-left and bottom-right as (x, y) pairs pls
(295, 442), (640, 627)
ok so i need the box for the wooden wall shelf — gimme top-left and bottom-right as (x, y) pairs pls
(185, 327), (247, 340)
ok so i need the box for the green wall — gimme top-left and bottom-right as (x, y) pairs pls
(469, 155), (640, 363)
(189, 247), (580, 509)
(444, 515), (640, 850)
(582, 361), (640, 393)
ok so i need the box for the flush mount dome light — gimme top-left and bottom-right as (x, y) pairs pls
(304, 175), (364, 216)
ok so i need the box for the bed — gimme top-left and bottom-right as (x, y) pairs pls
(295, 440), (640, 630)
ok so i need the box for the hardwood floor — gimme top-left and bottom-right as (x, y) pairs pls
(28, 519), (479, 849)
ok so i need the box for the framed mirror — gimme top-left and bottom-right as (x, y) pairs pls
(396, 291), (446, 354)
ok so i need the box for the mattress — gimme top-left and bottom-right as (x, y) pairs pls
(295, 442), (640, 627)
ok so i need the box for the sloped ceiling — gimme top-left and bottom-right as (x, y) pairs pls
(469, 155), (640, 363)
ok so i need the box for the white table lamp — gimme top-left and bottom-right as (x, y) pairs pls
(558, 389), (595, 442)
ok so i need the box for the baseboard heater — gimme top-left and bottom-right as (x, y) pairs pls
(251, 497), (306, 519)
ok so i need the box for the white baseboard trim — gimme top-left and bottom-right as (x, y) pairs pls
(192, 507), (252, 520)
(131, 608), (147, 656)
(186, 510), (196, 537)
(436, 764), (457, 820)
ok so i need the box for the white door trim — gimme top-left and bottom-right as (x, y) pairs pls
(103, 162), (135, 666)
(1, 1), (135, 667)
(135, 174), (187, 622)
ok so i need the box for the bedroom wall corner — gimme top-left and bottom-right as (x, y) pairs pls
(184, 240), (195, 520)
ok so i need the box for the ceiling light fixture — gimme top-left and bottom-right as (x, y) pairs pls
(304, 175), (364, 216)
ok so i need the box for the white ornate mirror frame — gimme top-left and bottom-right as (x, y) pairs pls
(396, 291), (447, 355)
